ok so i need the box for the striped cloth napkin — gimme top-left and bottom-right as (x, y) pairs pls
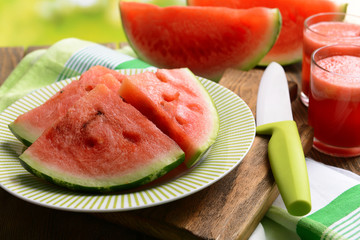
(0, 38), (359, 240)
(251, 158), (360, 240)
(0, 38), (152, 112)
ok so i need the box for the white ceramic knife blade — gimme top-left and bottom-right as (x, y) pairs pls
(256, 62), (311, 216)
(256, 62), (293, 126)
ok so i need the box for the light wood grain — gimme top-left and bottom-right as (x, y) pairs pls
(0, 47), (24, 85)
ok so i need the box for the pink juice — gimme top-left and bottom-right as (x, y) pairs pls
(308, 54), (360, 156)
(302, 20), (360, 106)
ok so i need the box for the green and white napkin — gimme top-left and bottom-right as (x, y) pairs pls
(0, 38), (359, 240)
(0, 38), (152, 112)
(251, 158), (360, 240)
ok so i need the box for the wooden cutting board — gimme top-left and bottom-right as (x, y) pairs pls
(94, 64), (314, 240)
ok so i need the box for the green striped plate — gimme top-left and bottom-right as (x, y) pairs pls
(0, 69), (255, 212)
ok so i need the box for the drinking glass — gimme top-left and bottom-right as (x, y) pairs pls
(308, 44), (360, 157)
(301, 12), (360, 106)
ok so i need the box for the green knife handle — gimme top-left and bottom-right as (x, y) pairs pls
(256, 120), (311, 216)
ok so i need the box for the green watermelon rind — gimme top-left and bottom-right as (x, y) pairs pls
(8, 122), (34, 147)
(184, 69), (220, 168)
(19, 150), (185, 193)
(239, 8), (282, 70)
(7, 78), (75, 147)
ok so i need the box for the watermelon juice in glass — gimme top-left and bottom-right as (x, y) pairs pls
(308, 44), (360, 157)
(301, 12), (360, 106)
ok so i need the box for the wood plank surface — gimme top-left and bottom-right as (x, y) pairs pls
(0, 45), (359, 240)
(0, 47), (25, 85)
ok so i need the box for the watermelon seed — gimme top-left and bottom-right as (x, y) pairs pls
(123, 131), (140, 143)
(187, 103), (203, 113)
(85, 85), (94, 92)
(85, 138), (96, 147)
(120, 96), (128, 103)
(175, 115), (187, 125)
(81, 110), (104, 129)
(162, 92), (179, 102)
(157, 74), (169, 83)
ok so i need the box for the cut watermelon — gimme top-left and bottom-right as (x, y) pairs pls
(19, 84), (185, 192)
(119, 68), (219, 167)
(119, 2), (281, 80)
(9, 66), (124, 146)
(187, 0), (347, 65)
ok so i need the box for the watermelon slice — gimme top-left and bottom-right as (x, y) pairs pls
(119, 2), (281, 80)
(187, 0), (348, 65)
(119, 68), (219, 167)
(9, 66), (124, 146)
(19, 84), (185, 192)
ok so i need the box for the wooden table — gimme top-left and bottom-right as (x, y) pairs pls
(0, 44), (359, 240)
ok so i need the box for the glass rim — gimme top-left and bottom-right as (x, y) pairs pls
(311, 43), (360, 78)
(304, 12), (360, 39)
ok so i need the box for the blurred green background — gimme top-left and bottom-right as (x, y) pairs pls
(0, 0), (185, 47)
(1, 0), (358, 48)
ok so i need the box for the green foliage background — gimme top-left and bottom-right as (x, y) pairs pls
(0, 0), (185, 47)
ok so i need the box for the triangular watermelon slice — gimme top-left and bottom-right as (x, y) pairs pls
(119, 68), (219, 167)
(187, 0), (348, 65)
(19, 84), (185, 192)
(120, 2), (281, 80)
(9, 66), (124, 146)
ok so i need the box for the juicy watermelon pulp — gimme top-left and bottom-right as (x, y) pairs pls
(9, 66), (125, 146)
(119, 68), (219, 167)
(187, 0), (348, 65)
(19, 84), (185, 192)
(120, 2), (281, 80)
(11, 67), (219, 192)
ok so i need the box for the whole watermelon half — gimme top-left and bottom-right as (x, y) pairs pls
(187, 0), (348, 66)
(120, 2), (281, 80)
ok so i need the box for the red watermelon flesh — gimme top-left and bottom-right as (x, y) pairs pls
(119, 68), (219, 167)
(187, 0), (347, 65)
(120, 2), (281, 80)
(9, 66), (125, 146)
(19, 84), (185, 192)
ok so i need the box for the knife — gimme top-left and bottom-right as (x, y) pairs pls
(256, 62), (311, 216)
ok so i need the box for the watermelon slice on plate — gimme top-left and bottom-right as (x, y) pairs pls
(9, 66), (125, 146)
(187, 0), (348, 65)
(119, 2), (281, 80)
(19, 84), (185, 192)
(10, 67), (219, 192)
(0, 68), (255, 210)
(119, 68), (219, 168)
